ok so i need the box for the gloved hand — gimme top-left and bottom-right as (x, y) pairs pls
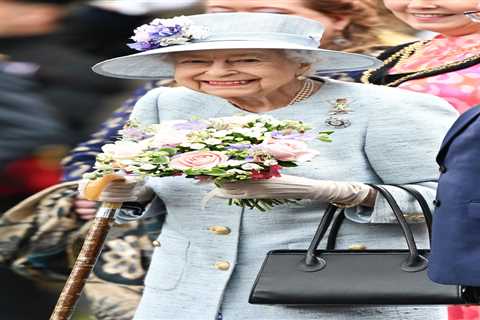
(73, 197), (99, 220)
(78, 176), (154, 203)
(215, 174), (374, 207)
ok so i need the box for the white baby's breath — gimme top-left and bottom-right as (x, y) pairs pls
(226, 169), (249, 175)
(241, 163), (263, 171)
(204, 138), (222, 145)
(225, 159), (248, 166)
(140, 164), (157, 171)
(212, 130), (230, 138)
(263, 159), (279, 166)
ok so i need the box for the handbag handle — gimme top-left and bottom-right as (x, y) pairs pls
(391, 184), (432, 243)
(300, 184), (428, 273)
(326, 185), (433, 249)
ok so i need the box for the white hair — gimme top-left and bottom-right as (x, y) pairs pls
(283, 50), (322, 77)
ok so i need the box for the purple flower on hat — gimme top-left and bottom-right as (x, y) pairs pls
(127, 16), (209, 51)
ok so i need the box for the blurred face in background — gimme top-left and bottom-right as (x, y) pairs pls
(383, 0), (480, 36)
(206, 0), (350, 45)
(0, 0), (65, 37)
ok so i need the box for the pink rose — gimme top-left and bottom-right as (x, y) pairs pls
(169, 151), (228, 170)
(260, 139), (319, 162)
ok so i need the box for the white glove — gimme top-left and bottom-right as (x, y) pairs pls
(216, 175), (373, 207)
(78, 176), (154, 203)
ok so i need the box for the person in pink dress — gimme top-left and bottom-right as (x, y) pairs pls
(365, 1), (480, 319)
(362, 0), (480, 114)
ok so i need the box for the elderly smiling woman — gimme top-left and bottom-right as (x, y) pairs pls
(89, 12), (457, 320)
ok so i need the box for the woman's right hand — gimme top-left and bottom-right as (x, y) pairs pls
(73, 197), (98, 220)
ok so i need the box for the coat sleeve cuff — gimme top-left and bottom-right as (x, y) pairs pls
(344, 184), (435, 224)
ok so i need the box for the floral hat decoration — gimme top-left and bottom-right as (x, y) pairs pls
(126, 16), (209, 51)
(92, 12), (381, 80)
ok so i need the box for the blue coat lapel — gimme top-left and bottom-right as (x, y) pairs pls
(436, 106), (480, 163)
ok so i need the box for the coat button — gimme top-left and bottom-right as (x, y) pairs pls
(439, 165), (447, 173)
(214, 261), (231, 271)
(348, 244), (367, 251)
(433, 199), (441, 207)
(152, 240), (161, 247)
(208, 226), (231, 235)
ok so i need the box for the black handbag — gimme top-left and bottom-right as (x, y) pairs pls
(249, 184), (480, 305)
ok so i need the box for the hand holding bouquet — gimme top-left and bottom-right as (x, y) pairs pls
(85, 114), (332, 211)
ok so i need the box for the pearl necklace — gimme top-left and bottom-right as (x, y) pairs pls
(288, 78), (315, 105)
(229, 78), (317, 112)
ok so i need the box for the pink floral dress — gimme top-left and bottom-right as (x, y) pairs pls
(390, 33), (480, 114)
(391, 33), (480, 320)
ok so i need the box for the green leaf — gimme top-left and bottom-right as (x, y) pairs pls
(205, 168), (227, 176)
(184, 168), (204, 176)
(159, 147), (178, 156)
(151, 155), (169, 164)
(317, 135), (333, 143)
(318, 130), (334, 135)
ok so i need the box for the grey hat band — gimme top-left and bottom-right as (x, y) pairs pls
(194, 32), (321, 48)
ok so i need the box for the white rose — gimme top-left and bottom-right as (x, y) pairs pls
(151, 128), (189, 147)
(101, 141), (145, 160)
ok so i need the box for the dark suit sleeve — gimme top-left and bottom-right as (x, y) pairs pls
(0, 72), (71, 169)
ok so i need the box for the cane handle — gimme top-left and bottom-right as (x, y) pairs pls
(83, 174), (125, 201)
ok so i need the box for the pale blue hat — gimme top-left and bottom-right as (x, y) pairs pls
(93, 12), (381, 80)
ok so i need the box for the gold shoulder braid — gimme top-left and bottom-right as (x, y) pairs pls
(360, 41), (427, 85)
(361, 41), (480, 87)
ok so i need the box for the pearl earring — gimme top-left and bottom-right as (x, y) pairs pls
(332, 35), (352, 47)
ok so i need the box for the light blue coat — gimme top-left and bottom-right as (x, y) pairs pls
(120, 79), (457, 320)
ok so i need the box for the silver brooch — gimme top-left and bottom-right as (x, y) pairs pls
(325, 98), (352, 129)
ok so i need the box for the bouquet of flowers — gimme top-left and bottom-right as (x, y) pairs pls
(85, 114), (333, 211)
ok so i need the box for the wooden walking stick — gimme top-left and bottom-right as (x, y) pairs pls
(50, 174), (125, 320)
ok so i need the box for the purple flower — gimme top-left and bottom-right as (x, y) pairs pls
(173, 120), (208, 131)
(126, 17), (208, 52)
(228, 144), (252, 150)
(127, 24), (183, 51)
(122, 127), (150, 140)
(271, 131), (315, 141)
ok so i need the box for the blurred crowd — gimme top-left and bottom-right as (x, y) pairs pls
(1, 0), (479, 319)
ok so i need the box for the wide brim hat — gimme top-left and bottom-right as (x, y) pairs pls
(92, 13), (382, 80)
